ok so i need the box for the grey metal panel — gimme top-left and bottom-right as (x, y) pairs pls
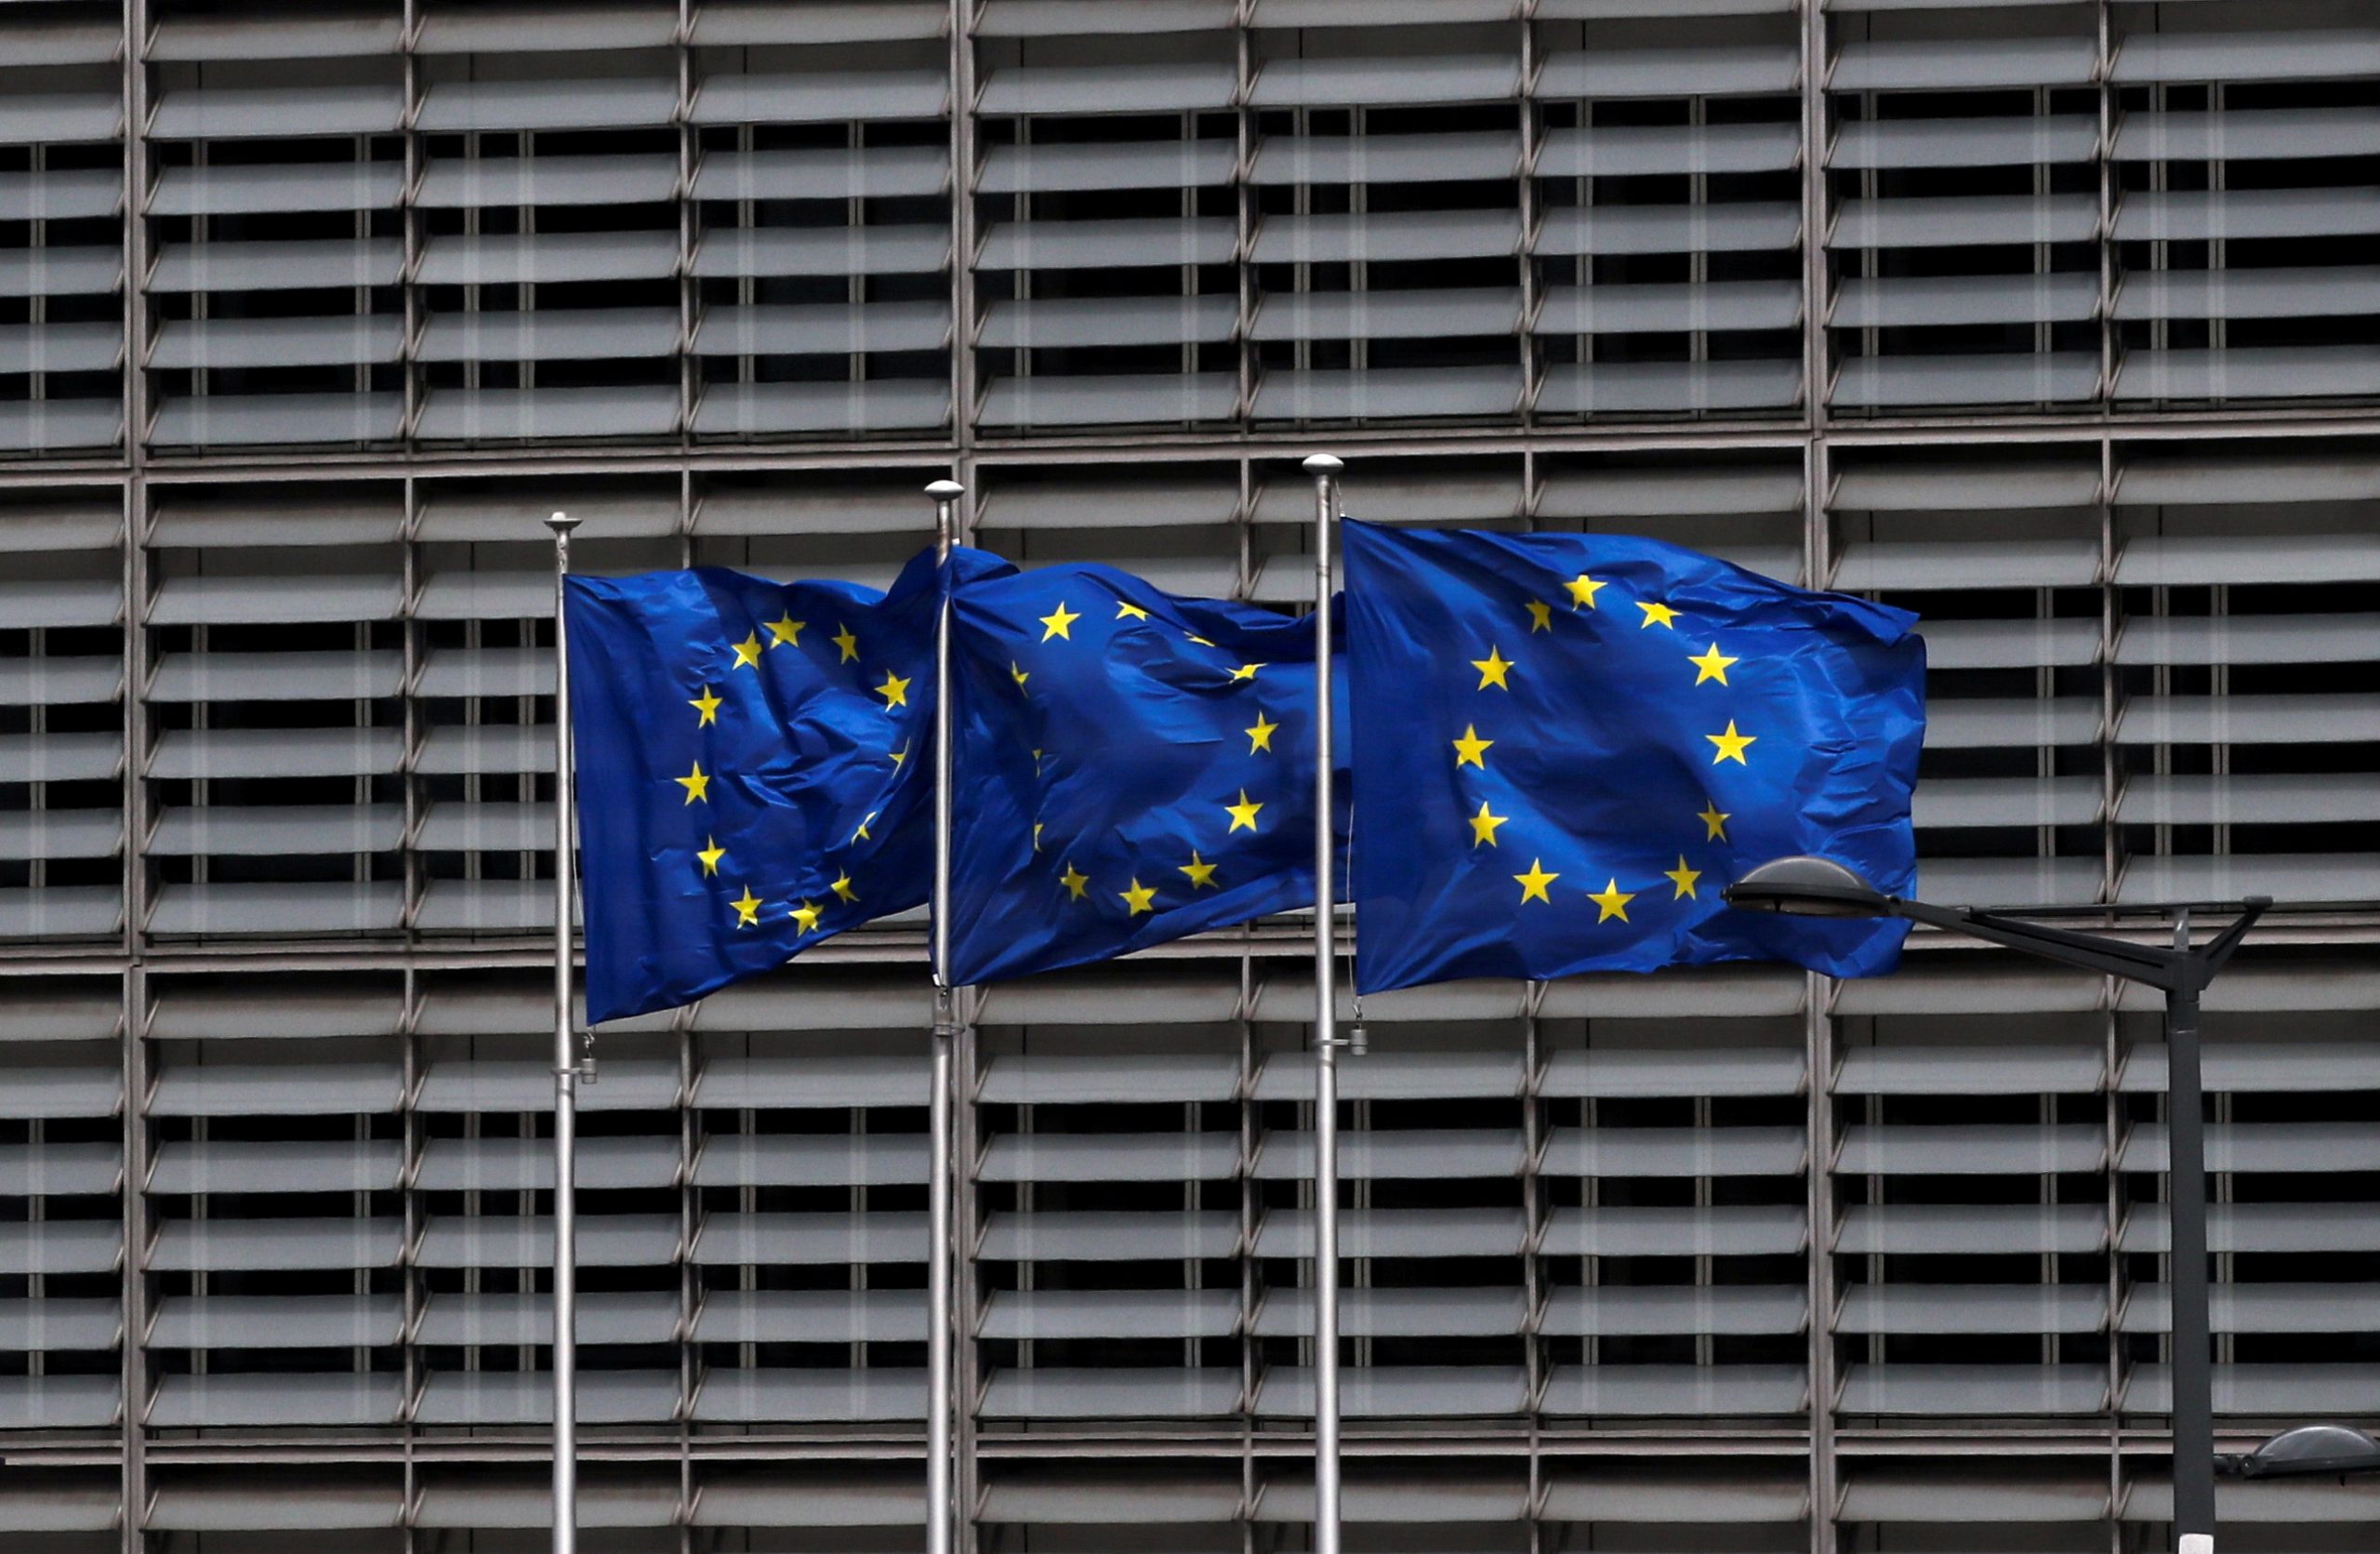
(978, 1051), (1239, 1104)
(1833, 35), (2096, 91)
(1255, 1206), (1528, 1259)
(696, 1288), (922, 1345)
(1915, 618), (2098, 671)
(2119, 613), (2380, 667)
(417, 308), (682, 365)
(0, 657), (120, 707)
(984, 1210), (1238, 1263)
(1542, 1363), (1805, 1416)
(150, 392), (405, 447)
(1542, 1285), (1806, 1337)
(1538, 358), (1802, 418)
(1541, 45), (1795, 98)
(1838, 1122), (2103, 1175)
(0, 320), (123, 375)
(417, 1057), (678, 1112)
(417, 1214), (681, 1268)
(697, 299), (950, 355)
(2119, 345), (2380, 402)
(153, 161), (405, 217)
(149, 1217), (403, 1272)
(151, 572), (400, 627)
(152, 727), (403, 780)
(418, 231), (680, 286)
(2131, 850), (2368, 901)
(0, 18), (122, 64)
(1836, 351), (2101, 406)
(1914, 774), (2099, 829)
(2123, 1283), (2380, 1336)
(2116, 107), (2380, 164)
(981, 217), (1235, 271)
(149, 12), (402, 59)
(1838, 1283), (2106, 1335)
(1836, 1045), (2104, 1095)
(151, 83), (404, 139)
(2121, 1122), (2380, 1175)
(416, 77), (680, 134)
(696, 1054), (927, 1109)
(1920, 696), (2099, 748)
(1255, 1364), (1528, 1418)
(1539, 467), (1803, 519)
(1537, 279), (1799, 334)
(1255, 209), (1519, 264)
(978, 0), (1233, 33)
(1540, 202), (1800, 256)
(0, 1141), (120, 1196)
(0, 246), (119, 299)
(978, 372), (1237, 428)
(1834, 193), (2097, 249)
(2122, 773), (2380, 828)
(149, 649), (402, 702)
(2116, 29), (2380, 86)
(693, 70), (948, 126)
(413, 5), (678, 51)
(1841, 1363), (2107, 1415)
(150, 1294), (403, 1350)
(983, 1132), (1236, 1184)
(0, 808), (119, 862)
(1542, 1204), (1806, 1257)
(1542, 1126), (1805, 1177)
(985, 1367), (1244, 1419)
(418, 644), (553, 697)
(2119, 533), (2380, 587)
(0, 1297), (119, 1352)
(1256, 1286), (1529, 1339)
(0, 1375), (121, 1431)
(693, 1367), (921, 1423)
(416, 801), (555, 853)
(422, 1133), (681, 1191)
(0, 399), (123, 453)
(0, 91), (120, 147)
(983, 294), (1235, 350)
(2117, 693), (2379, 745)
(421, 1290), (681, 1348)
(0, 1219), (121, 1275)
(150, 803), (404, 857)
(697, 1133), (924, 1189)
(1251, 53), (1520, 108)
(150, 1138), (402, 1193)
(1831, 113), (2098, 170)
(2122, 1042), (2380, 1095)
(986, 137), (1235, 194)
(1540, 1472), (1805, 1522)
(1837, 1204), (2105, 1255)
(694, 145), (950, 202)
(2121, 450), (2380, 503)
(1254, 1050), (1523, 1101)
(149, 1061), (403, 1117)
(0, 885), (122, 940)
(2119, 188), (2380, 244)
(416, 1369), (681, 1426)
(1255, 129), (1520, 186)
(1256, 365), (1524, 420)
(694, 1211), (926, 1265)
(2119, 266), (2380, 323)
(695, 0), (947, 44)
(1543, 1047), (1805, 1098)
(1257, 1128), (1526, 1180)
(414, 570), (556, 619)
(982, 61), (1237, 114)
(1836, 272), (2097, 329)
(1538, 121), (1799, 177)
(1841, 1476), (2106, 1522)
(416, 724), (550, 776)
(695, 379), (953, 433)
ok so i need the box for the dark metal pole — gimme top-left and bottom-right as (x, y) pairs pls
(2167, 952), (2216, 1552)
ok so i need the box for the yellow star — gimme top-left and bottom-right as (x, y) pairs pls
(1116, 600), (1149, 621)
(1010, 660), (1029, 690)
(1060, 863), (1090, 900)
(1590, 877), (1636, 923)
(1119, 878), (1157, 916)
(1451, 724), (1493, 769)
(676, 761), (710, 804)
(830, 872), (858, 904)
(889, 742), (908, 767)
(1229, 662), (1263, 682)
(1637, 601), (1678, 631)
(1514, 857), (1558, 905)
(1663, 856), (1701, 900)
(853, 810), (877, 843)
(730, 631), (763, 670)
(1565, 573), (1606, 610)
(1688, 642), (1738, 686)
(730, 886), (762, 928)
(1038, 602), (1080, 642)
(1245, 711), (1278, 753)
(1526, 599), (1553, 633)
(1185, 632), (1214, 647)
(696, 836), (725, 877)
(1180, 851), (1219, 890)
(1471, 646), (1513, 690)
(790, 899), (822, 933)
(875, 670), (910, 709)
(1223, 790), (1263, 833)
(1697, 800), (1730, 842)
(831, 623), (859, 663)
(1033, 822), (1043, 854)
(766, 613), (805, 646)
(1468, 801), (1507, 848)
(689, 684), (722, 726)
(1706, 720), (1756, 765)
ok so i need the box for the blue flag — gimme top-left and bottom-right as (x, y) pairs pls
(565, 548), (1009, 1023)
(947, 563), (1346, 985)
(1343, 521), (1924, 993)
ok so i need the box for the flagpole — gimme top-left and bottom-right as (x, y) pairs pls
(923, 477), (965, 1554)
(544, 510), (583, 1554)
(1301, 454), (1343, 1554)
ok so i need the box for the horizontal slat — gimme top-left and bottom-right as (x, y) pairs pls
(1834, 193), (2098, 248)
(2117, 188), (2380, 244)
(1540, 121), (1798, 177)
(2118, 267), (2380, 323)
(417, 77), (678, 134)
(695, 223), (950, 278)
(2115, 107), (2380, 164)
(1542, 1126), (1805, 1177)
(1539, 201), (1800, 256)
(1542, 1285), (1805, 1337)
(1540, 278), (1800, 334)
(1542, 1205), (1805, 1257)
(982, 1132), (1235, 1184)
(692, 70), (947, 126)
(2118, 614), (2380, 667)
(151, 85), (403, 140)
(1540, 45), (1797, 99)
(150, 1139), (401, 1193)
(1838, 1283), (2105, 1335)
(982, 61), (1236, 115)
(1833, 35), (2095, 91)
(1838, 1204), (2104, 1255)
(1837, 1123), (2103, 1175)
(1251, 53), (1519, 108)
(418, 232), (679, 286)
(983, 294), (1233, 350)
(2116, 693), (2379, 745)
(2115, 28), (2380, 86)
(0, 167), (121, 222)
(1835, 272), (2096, 329)
(1832, 114), (2097, 170)
(693, 145), (949, 203)
(696, 299), (949, 355)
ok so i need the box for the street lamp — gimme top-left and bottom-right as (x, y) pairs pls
(1726, 857), (2270, 1554)
(2222, 1423), (2380, 1481)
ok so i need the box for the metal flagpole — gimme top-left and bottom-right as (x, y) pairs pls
(544, 510), (583, 1554)
(923, 477), (965, 1554)
(1301, 454), (1343, 1554)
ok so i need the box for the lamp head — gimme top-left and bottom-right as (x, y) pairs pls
(2226, 1424), (2380, 1480)
(1723, 856), (1892, 919)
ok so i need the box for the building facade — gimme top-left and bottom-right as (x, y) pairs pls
(3, 0), (2378, 1549)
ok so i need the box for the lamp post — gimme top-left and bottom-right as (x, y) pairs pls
(1724, 857), (2268, 1554)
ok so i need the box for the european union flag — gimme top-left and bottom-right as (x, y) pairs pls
(566, 548), (1008, 1023)
(946, 563), (1347, 985)
(1343, 522), (1924, 993)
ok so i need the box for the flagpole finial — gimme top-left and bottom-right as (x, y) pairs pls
(1302, 455), (1344, 480)
(545, 510), (581, 535)
(924, 479), (965, 501)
